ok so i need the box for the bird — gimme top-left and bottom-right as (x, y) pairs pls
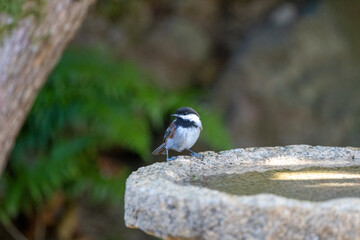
(152, 107), (204, 161)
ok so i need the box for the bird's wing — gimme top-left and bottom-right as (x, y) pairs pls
(164, 120), (176, 142)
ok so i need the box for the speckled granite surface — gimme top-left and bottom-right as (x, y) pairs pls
(125, 145), (360, 240)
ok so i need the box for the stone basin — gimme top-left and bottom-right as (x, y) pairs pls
(124, 145), (360, 239)
(188, 166), (360, 202)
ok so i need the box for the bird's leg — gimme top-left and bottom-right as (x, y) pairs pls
(166, 148), (177, 161)
(187, 149), (204, 158)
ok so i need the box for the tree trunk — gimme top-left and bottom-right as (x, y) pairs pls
(0, 0), (95, 176)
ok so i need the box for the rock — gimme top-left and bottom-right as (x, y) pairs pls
(125, 145), (360, 240)
(137, 17), (211, 89)
(218, 0), (283, 49)
(214, 2), (360, 147)
(269, 2), (298, 26)
(174, 0), (220, 31)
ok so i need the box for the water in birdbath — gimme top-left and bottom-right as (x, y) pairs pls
(187, 166), (360, 201)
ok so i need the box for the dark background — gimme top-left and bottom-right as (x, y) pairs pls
(1, 0), (360, 239)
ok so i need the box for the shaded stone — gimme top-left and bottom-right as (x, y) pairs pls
(138, 17), (211, 89)
(125, 145), (360, 239)
(214, 2), (360, 147)
(174, 0), (220, 31)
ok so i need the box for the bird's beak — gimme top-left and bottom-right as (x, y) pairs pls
(171, 114), (179, 117)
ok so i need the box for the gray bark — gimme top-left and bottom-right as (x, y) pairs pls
(0, 0), (95, 176)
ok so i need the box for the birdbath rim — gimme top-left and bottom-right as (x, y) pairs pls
(125, 145), (360, 239)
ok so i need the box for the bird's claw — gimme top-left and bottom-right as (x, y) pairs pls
(166, 156), (177, 162)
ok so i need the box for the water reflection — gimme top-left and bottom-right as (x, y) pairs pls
(186, 167), (360, 201)
(271, 171), (360, 180)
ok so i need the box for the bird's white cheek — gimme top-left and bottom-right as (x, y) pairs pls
(179, 114), (202, 128)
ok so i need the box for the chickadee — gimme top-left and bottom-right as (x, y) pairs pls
(152, 107), (204, 161)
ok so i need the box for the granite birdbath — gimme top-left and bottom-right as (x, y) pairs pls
(124, 145), (360, 239)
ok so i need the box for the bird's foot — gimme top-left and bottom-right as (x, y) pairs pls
(166, 156), (177, 162)
(190, 152), (204, 159)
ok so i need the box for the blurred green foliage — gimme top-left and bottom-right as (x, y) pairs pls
(0, 47), (232, 224)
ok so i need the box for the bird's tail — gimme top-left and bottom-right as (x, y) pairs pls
(152, 143), (166, 155)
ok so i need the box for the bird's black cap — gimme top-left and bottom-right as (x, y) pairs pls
(175, 107), (200, 118)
